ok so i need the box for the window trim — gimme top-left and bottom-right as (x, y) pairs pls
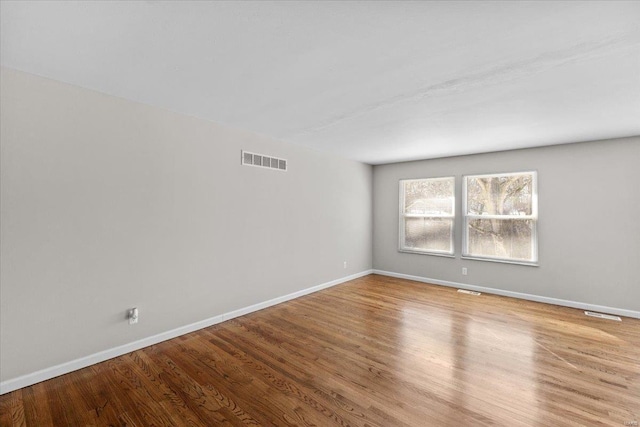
(398, 177), (456, 257)
(462, 171), (539, 266)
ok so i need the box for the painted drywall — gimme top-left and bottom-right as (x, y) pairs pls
(3, 2), (640, 164)
(0, 67), (372, 382)
(373, 137), (640, 312)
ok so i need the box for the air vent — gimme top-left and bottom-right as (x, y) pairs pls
(242, 150), (287, 172)
(584, 311), (621, 321)
(243, 151), (253, 165)
(457, 289), (481, 296)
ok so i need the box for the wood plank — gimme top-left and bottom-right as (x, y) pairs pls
(21, 384), (54, 427)
(1, 274), (639, 426)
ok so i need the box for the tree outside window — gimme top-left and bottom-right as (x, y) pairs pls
(463, 171), (538, 264)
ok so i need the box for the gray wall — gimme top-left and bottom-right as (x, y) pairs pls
(0, 68), (372, 381)
(2, 65), (638, 384)
(373, 137), (640, 312)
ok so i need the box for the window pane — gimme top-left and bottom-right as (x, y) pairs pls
(403, 178), (454, 215)
(403, 217), (453, 253)
(467, 219), (533, 261)
(467, 174), (533, 215)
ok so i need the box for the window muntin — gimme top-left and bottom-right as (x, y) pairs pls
(399, 177), (455, 255)
(463, 171), (538, 264)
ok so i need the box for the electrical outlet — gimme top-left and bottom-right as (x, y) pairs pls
(343, 261), (347, 269)
(128, 307), (139, 325)
(462, 267), (468, 275)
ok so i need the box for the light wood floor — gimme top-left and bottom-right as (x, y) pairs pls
(1, 274), (639, 426)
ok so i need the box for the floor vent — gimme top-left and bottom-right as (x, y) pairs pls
(457, 289), (481, 296)
(584, 311), (621, 321)
(242, 150), (287, 171)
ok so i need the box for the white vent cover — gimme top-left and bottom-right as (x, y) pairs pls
(584, 311), (621, 321)
(241, 150), (287, 172)
(457, 289), (481, 296)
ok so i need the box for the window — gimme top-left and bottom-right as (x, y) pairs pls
(399, 177), (455, 255)
(463, 171), (538, 264)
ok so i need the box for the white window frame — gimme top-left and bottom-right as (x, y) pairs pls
(399, 177), (455, 257)
(462, 171), (538, 266)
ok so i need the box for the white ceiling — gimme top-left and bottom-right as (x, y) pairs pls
(1, 1), (639, 164)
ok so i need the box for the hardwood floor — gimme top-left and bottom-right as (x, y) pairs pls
(1, 274), (639, 426)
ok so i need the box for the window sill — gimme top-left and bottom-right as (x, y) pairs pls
(399, 249), (455, 258)
(461, 255), (539, 267)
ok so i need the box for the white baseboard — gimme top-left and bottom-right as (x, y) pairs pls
(373, 269), (640, 320)
(0, 269), (373, 395)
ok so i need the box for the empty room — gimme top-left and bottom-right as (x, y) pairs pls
(1, 1), (639, 426)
